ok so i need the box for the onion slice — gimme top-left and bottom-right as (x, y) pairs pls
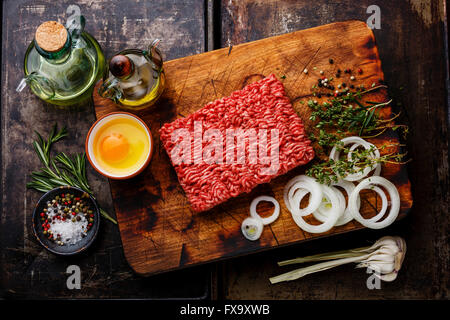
(291, 185), (341, 233)
(364, 186), (388, 222)
(330, 137), (380, 181)
(332, 180), (358, 225)
(349, 142), (382, 179)
(348, 176), (400, 229)
(314, 186), (347, 226)
(250, 196), (280, 225)
(241, 217), (264, 241)
(284, 175), (323, 217)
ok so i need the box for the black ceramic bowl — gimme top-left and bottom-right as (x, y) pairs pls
(32, 186), (100, 256)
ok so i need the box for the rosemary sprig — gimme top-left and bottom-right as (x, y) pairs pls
(27, 124), (117, 224)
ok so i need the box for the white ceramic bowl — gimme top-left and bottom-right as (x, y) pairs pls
(85, 112), (153, 179)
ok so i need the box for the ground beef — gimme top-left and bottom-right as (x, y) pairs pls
(159, 74), (315, 212)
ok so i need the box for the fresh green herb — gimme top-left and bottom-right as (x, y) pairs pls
(27, 124), (117, 224)
(306, 84), (407, 151)
(303, 69), (410, 184)
(305, 142), (409, 185)
(281, 75), (286, 79)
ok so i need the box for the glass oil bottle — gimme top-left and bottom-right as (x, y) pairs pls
(17, 17), (105, 106)
(98, 39), (165, 110)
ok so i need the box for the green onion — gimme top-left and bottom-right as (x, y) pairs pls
(270, 236), (406, 284)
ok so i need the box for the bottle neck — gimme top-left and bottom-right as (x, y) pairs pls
(35, 33), (72, 64)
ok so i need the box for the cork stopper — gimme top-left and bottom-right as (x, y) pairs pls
(109, 55), (134, 78)
(35, 21), (68, 52)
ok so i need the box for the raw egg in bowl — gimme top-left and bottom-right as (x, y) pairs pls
(86, 112), (153, 179)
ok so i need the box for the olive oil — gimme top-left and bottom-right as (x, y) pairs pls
(20, 20), (105, 106)
(99, 41), (164, 110)
(113, 53), (165, 109)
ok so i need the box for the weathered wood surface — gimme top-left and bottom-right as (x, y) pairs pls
(219, 0), (449, 299)
(93, 20), (412, 276)
(0, 0), (211, 299)
(1, 0), (448, 300)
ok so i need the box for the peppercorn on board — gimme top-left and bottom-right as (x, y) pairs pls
(93, 20), (412, 276)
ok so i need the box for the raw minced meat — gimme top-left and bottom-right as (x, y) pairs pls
(159, 74), (315, 212)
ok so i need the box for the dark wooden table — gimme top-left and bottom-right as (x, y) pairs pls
(1, 0), (448, 299)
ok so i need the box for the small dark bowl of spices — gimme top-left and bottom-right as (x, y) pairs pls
(32, 186), (100, 256)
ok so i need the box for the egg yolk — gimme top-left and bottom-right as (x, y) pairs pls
(100, 133), (129, 163)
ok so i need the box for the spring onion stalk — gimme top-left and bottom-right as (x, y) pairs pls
(277, 245), (373, 266)
(270, 236), (406, 284)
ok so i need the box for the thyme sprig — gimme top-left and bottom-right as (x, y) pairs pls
(305, 142), (410, 185)
(307, 84), (409, 150)
(305, 67), (410, 184)
(27, 124), (117, 224)
(307, 94), (392, 142)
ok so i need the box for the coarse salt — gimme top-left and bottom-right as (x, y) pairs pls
(46, 201), (88, 245)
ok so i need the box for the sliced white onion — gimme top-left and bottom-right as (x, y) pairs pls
(291, 185), (341, 233)
(329, 137), (366, 161)
(371, 163), (382, 177)
(349, 142), (382, 179)
(330, 137), (380, 181)
(320, 181), (386, 226)
(288, 188), (308, 212)
(283, 175), (311, 211)
(348, 176), (400, 229)
(250, 196), (280, 225)
(283, 175), (307, 210)
(241, 217), (264, 241)
(284, 175), (323, 217)
(314, 186), (346, 225)
(332, 180), (358, 225)
(364, 186), (388, 222)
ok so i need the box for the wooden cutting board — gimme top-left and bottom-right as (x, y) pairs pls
(93, 20), (413, 276)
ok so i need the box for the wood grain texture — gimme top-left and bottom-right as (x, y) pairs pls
(93, 20), (412, 276)
(0, 0), (210, 299)
(220, 0), (449, 300)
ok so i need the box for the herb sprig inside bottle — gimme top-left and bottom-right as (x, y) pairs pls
(27, 124), (117, 224)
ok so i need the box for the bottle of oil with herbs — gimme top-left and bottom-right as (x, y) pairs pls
(98, 39), (165, 110)
(17, 17), (105, 106)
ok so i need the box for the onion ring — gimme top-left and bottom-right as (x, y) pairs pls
(348, 142), (382, 179)
(314, 183), (387, 226)
(348, 176), (400, 229)
(364, 186), (388, 222)
(241, 217), (264, 241)
(314, 186), (346, 225)
(330, 137), (380, 181)
(250, 196), (280, 225)
(332, 180), (358, 225)
(291, 185), (341, 233)
(284, 175), (323, 217)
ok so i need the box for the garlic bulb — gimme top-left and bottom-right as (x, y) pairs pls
(270, 236), (407, 284)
